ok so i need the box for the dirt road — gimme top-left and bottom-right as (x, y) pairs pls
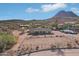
(24, 49), (79, 56)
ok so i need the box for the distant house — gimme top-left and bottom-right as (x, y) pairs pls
(61, 30), (77, 34)
(20, 24), (30, 29)
(64, 22), (76, 24)
(28, 28), (52, 35)
(70, 27), (79, 33)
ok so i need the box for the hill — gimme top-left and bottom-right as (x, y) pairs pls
(54, 10), (78, 17)
(46, 10), (79, 24)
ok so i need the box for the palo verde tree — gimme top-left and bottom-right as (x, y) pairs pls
(0, 32), (16, 53)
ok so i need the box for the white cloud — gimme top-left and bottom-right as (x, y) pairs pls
(25, 3), (67, 13)
(25, 8), (39, 13)
(71, 8), (79, 14)
(41, 3), (67, 12)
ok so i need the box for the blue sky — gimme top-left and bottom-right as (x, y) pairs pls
(0, 3), (79, 20)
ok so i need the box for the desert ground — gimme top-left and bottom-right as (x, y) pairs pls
(1, 30), (79, 56)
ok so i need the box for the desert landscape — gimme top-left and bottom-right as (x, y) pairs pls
(0, 3), (79, 56)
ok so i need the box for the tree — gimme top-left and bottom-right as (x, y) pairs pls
(51, 20), (58, 30)
(0, 32), (16, 53)
(62, 23), (73, 30)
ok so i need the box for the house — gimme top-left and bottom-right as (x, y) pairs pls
(20, 24), (30, 29)
(28, 28), (52, 35)
(70, 27), (79, 33)
(61, 30), (77, 34)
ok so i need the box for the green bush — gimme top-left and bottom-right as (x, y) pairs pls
(0, 32), (16, 52)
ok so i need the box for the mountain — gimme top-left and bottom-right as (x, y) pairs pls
(54, 10), (78, 17)
(46, 10), (79, 24)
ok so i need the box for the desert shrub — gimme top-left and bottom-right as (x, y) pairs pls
(75, 40), (79, 45)
(0, 32), (16, 53)
(36, 46), (39, 51)
(67, 43), (72, 48)
(50, 44), (56, 52)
